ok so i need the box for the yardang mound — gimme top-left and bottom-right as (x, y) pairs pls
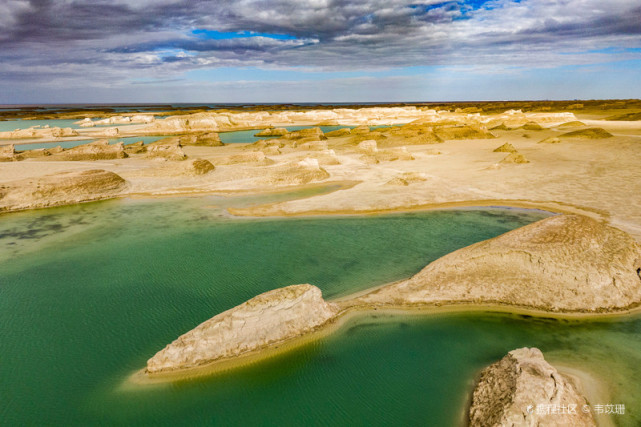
(469, 347), (595, 427)
(146, 284), (339, 375)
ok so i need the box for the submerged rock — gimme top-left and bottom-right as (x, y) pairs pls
(469, 348), (595, 426)
(146, 284), (339, 375)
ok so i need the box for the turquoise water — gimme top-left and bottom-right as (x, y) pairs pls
(10, 136), (165, 151)
(0, 118), (140, 132)
(219, 125), (399, 144)
(1, 196), (639, 426)
(3, 123), (401, 150)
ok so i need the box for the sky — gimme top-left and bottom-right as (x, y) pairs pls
(0, 0), (640, 104)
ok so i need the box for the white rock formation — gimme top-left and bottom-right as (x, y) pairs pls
(358, 215), (641, 312)
(357, 139), (378, 154)
(146, 284), (339, 374)
(469, 347), (596, 426)
(0, 169), (127, 212)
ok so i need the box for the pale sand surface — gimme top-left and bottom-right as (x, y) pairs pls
(2, 114), (640, 240)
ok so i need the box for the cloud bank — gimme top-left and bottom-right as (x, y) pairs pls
(0, 0), (639, 102)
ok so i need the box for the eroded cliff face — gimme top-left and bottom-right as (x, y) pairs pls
(469, 347), (596, 427)
(358, 215), (641, 312)
(146, 284), (339, 374)
(0, 169), (127, 212)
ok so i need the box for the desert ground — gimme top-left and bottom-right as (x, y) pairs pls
(1, 100), (640, 240)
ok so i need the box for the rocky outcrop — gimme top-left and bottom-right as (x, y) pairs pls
(178, 132), (224, 146)
(186, 159), (215, 175)
(520, 121), (544, 131)
(309, 149), (341, 166)
(363, 147), (414, 164)
(0, 169), (127, 212)
(265, 158), (330, 185)
(350, 125), (371, 135)
(285, 127), (326, 141)
(294, 140), (328, 151)
(556, 120), (586, 129)
(16, 147), (59, 159)
(0, 144), (21, 161)
(558, 128), (613, 139)
(469, 348), (595, 426)
(55, 140), (128, 161)
(91, 115), (155, 126)
(499, 152), (529, 164)
(434, 125), (495, 140)
(215, 151), (272, 165)
(358, 215), (641, 312)
(539, 137), (561, 144)
(539, 128), (613, 144)
(146, 141), (187, 161)
(374, 124), (442, 147)
(493, 143), (517, 153)
(385, 172), (428, 186)
(0, 126), (78, 139)
(255, 127), (288, 137)
(357, 139), (378, 154)
(146, 284), (339, 375)
(123, 141), (147, 155)
(325, 128), (352, 137)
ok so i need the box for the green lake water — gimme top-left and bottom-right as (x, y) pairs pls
(1, 194), (639, 426)
(2, 122), (401, 150)
(0, 118), (141, 132)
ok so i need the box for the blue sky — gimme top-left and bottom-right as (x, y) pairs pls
(0, 0), (639, 103)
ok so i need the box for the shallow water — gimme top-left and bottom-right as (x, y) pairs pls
(0, 118), (141, 132)
(0, 196), (638, 426)
(219, 124), (399, 144)
(3, 123), (401, 151)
